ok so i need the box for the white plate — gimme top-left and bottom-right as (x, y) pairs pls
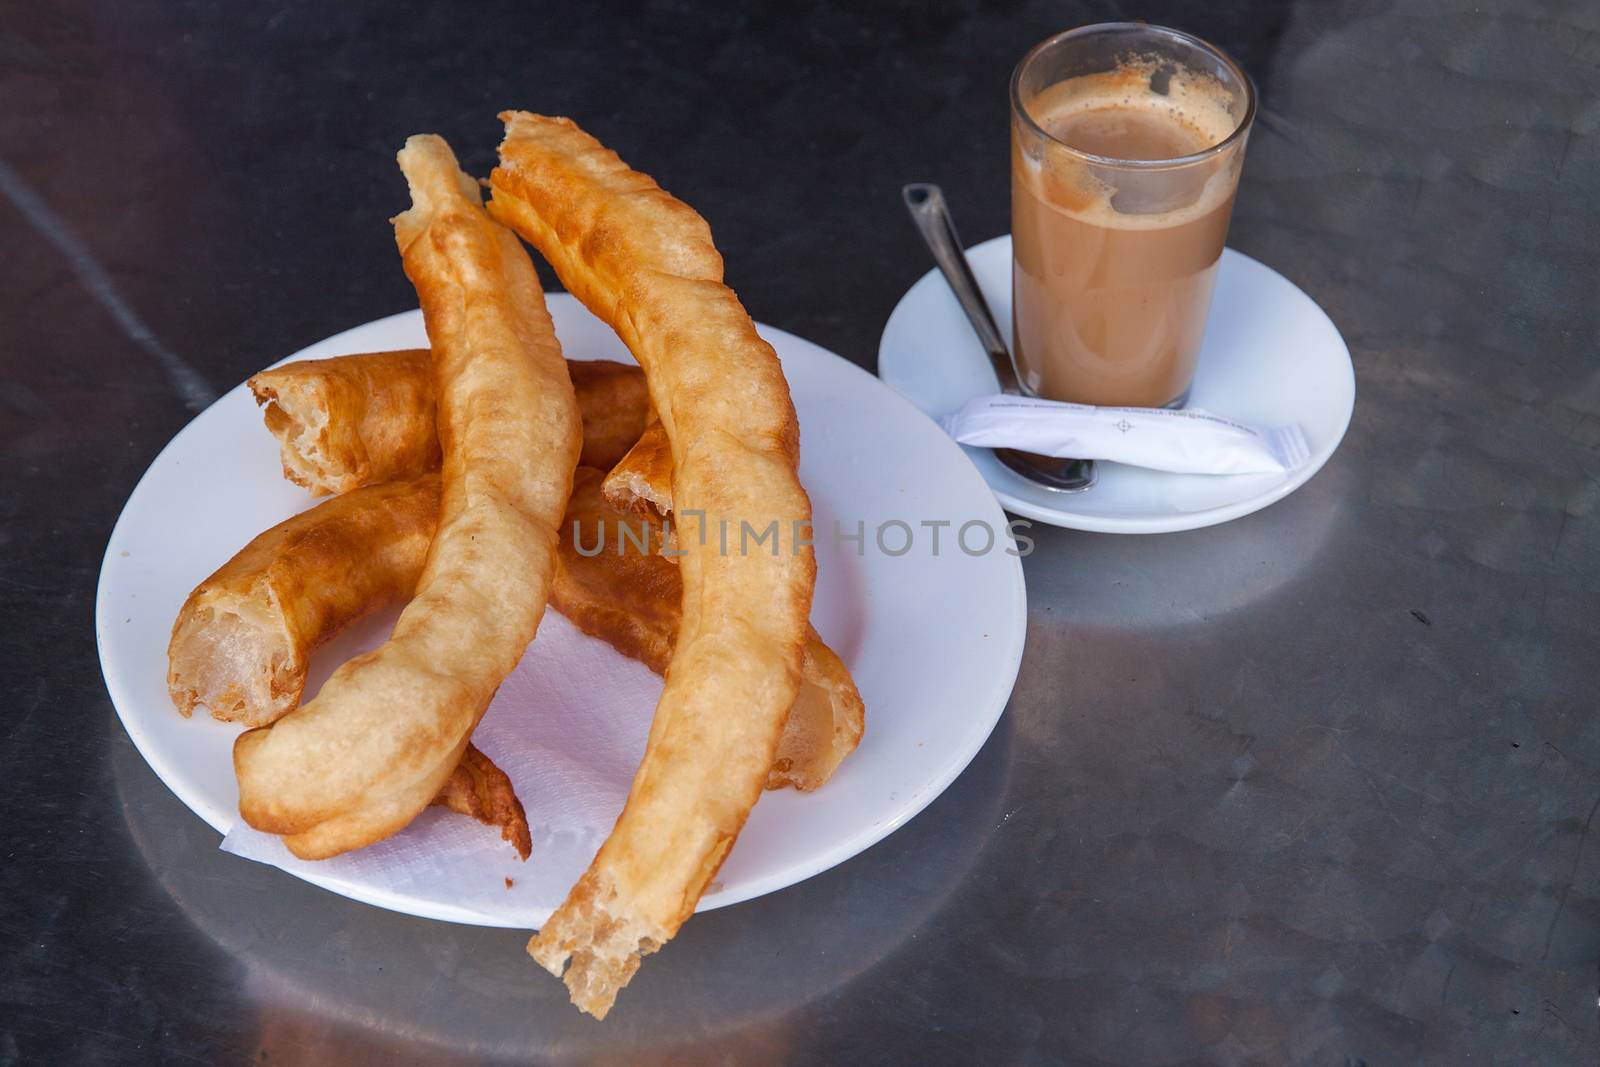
(879, 235), (1356, 533)
(95, 298), (1026, 927)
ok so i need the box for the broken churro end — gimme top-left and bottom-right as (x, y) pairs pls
(528, 875), (661, 1020)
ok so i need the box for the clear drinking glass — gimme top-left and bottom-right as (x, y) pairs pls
(1010, 23), (1256, 408)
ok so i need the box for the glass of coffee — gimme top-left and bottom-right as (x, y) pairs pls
(1011, 23), (1255, 408)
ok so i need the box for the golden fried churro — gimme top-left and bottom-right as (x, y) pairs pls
(249, 350), (440, 496)
(491, 112), (814, 1017)
(168, 474), (527, 857)
(233, 134), (581, 861)
(554, 468), (861, 790)
(167, 474), (440, 727)
(251, 351), (647, 494)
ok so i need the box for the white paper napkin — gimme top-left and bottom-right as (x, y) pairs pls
(220, 610), (663, 925)
(942, 394), (1310, 475)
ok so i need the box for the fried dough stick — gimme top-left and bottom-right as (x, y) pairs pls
(166, 474), (529, 858)
(555, 468), (861, 791)
(251, 351), (647, 494)
(490, 113), (815, 1018)
(233, 134), (581, 860)
(249, 350), (439, 495)
(168, 475), (440, 727)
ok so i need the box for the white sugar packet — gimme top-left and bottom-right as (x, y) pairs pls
(220, 610), (663, 925)
(942, 395), (1309, 476)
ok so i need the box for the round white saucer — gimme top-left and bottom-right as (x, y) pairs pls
(879, 235), (1355, 533)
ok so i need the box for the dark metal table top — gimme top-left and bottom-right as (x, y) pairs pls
(3, 2), (1597, 1063)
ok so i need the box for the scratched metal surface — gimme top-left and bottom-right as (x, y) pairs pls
(2, 1), (1597, 1063)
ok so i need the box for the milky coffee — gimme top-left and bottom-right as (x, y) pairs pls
(1012, 61), (1244, 407)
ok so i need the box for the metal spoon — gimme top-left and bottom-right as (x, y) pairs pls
(901, 183), (1096, 493)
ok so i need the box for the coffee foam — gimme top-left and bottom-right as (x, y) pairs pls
(1018, 59), (1242, 230)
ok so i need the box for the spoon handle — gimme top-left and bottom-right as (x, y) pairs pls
(900, 183), (1023, 395)
(900, 182), (1097, 495)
